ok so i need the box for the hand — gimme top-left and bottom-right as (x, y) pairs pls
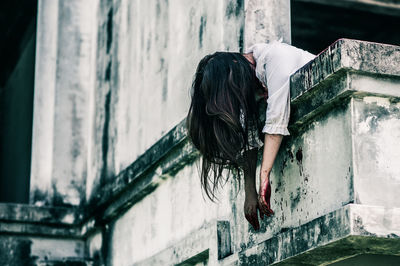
(258, 170), (274, 217)
(244, 190), (271, 231)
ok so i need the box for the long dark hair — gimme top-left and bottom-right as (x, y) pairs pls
(186, 51), (264, 202)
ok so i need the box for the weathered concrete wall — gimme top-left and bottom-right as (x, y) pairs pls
(352, 95), (400, 207)
(102, 93), (354, 266)
(82, 39), (400, 265)
(30, 0), (292, 207)
(8, 0), (397, 265)
(3, 37), (399, 266)
(86, 0), (243, 203)
(17, 1), (291, 263)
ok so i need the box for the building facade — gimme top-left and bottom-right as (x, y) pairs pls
(0, 0), (400, 265)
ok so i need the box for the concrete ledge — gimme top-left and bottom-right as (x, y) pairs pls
(0, 120), (197, 238)
(79, 136), (199, 237)
(84, 119), (192, 218)
(0, 203), (79, 225)
(291, 38), (400, 99)
(289, 39), (400, 132)
(274, 236), (400, 266)
(125, 204), (400, 265)
(0, 203), (81, 238)
(237, 204), (400, 265)
(133, 222), (214, 266)
(1, 204), (398, 264)
(0, 222), (81, 238)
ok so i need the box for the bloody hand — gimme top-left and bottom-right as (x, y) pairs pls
(258, 176), (274, 217)
(244, 188), (273, 231)
(244, 192), (260, 231)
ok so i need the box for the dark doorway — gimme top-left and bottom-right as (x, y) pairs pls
(291, 0), (400, 54)
(0, 1), (38, 203)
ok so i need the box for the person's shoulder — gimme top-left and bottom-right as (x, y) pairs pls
(246, 39), (290, 60)
(245, 43), (271, 60)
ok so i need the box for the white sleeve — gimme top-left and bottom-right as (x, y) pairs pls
(257, 41), (315, 135)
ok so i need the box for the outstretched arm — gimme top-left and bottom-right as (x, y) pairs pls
(242, 148), (271, 231)
(258, 133), (283, 215)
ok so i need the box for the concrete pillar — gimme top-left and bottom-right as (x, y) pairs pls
(244, 0), (291, 49)
(30, 0), (98, 206)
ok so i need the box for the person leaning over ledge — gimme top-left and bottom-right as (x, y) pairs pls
(186, 39), (315, 231)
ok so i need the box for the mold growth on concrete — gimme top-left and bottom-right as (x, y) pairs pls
(225, 0), (243, 19)
(0, 237), (35, 266)
(100, 90), (112, 186)
(105, 61), (112, 81)
(198, 16), (207, 49)
(106, 8), (113, 54)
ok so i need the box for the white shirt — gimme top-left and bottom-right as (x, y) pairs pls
(244, 40), (315, 148)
